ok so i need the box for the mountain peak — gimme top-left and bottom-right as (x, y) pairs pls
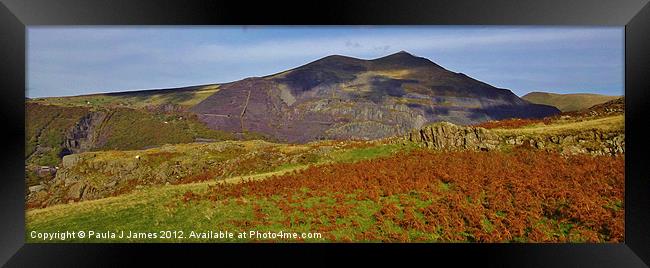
(395, 50), (414, 56)
(371, 50), (439, 68)
(381, 50), (417, 58)
(301, 51), (435, 70)
(304, 54), (365, 68)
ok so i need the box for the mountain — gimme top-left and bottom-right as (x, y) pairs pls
(190, 51), (559, 142)
(522, 92), (620, 112)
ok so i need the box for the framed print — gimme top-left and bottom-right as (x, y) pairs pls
(1, 0), (649, 266)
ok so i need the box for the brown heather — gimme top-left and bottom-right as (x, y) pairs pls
(199, 148), (624, 242)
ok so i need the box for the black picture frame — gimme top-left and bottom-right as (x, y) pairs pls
(1, 0), (649, 266)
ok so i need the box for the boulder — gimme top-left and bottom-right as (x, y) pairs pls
(66, 182), (87, 200)
(36, 166), (57, 177)
(28, 184), (45, 193)
(61, 154), (81, 168)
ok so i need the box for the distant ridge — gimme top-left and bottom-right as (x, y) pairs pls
(522, 92), (621, 112)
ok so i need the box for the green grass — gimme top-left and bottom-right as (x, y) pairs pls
(327, 143), (415, 163)
(26, 169), (350, 242)
(439, 182), (452, 191)
(25, 180), (431, 242)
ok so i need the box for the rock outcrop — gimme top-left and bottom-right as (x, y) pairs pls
(407, 122), (500, 151)
(500, 131), (624, 155)
(405, 121), (624, 156)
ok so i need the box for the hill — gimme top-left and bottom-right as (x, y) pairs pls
(522, 92), (620, 112)
(25, 103), (268, 189)
(563, 97), (624, 117)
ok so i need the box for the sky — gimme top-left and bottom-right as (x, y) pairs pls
(27, 26), (624, 98)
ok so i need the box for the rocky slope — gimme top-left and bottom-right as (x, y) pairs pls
(24, 103), (256, 189)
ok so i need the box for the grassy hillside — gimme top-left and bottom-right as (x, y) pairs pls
(24, 102), (280, 199)
(522, 92), (620, 112)
(25, 103), (222, 189)
(26, 103), (240, 166)
(93, 107), (237, 151)
(26, 103), (91, 166)
(29, 84), (220, 109)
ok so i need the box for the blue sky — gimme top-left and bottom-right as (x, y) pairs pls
(27, 26), (624, 98)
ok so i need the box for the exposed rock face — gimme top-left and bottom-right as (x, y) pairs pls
(63, 111), (110, 154)
(407, 122), (500, 151)
(191, 51), (559, 143)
